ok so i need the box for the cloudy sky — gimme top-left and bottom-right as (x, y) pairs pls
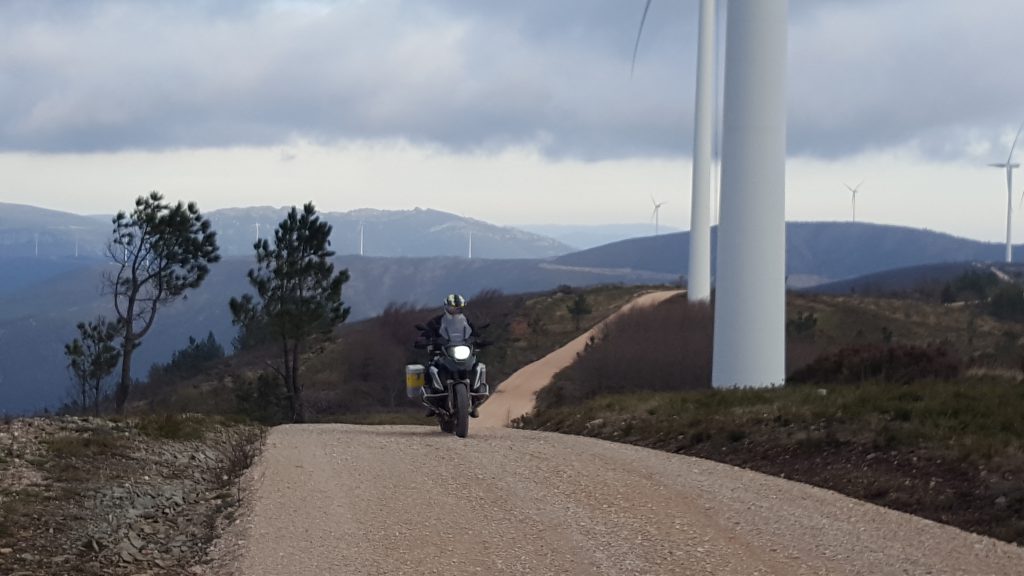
(1, 0), (1023, 242)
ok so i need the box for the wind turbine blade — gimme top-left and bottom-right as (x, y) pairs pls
(631, 0), (653, 77)
(844, 183), (855, 193)
(990, 163), (1008, 168)
(1008, 121), (1024, 165)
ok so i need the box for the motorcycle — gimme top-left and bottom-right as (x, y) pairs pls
(412, 323), (490, 438)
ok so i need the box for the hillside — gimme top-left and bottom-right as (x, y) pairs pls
(519, 291), (1024, 545)
(553, 222), (1016, 286)
(0, 256), (672, 414)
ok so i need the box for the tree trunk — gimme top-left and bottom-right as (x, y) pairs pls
(115, 337), (135, 414)
(292, 343), (304, 423)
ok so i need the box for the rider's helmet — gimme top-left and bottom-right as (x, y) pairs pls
(443, 293), (466, 316)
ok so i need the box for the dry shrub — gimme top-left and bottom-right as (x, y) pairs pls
(788, 343), (962, 385)
(535, 297), (713, 409)
(212, 425), (267, 490)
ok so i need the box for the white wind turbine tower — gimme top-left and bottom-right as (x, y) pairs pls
(651, 195), (668, 236)
(634, 0), (715, 301)
(358, 222), (365, 256)
(990, 122), (1024, 263)
(712, 0), (788, 388)
(844, 181), (864, 223)
(468, 230), (473, 259)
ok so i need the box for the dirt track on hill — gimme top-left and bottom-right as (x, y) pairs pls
(213, 424), (1024, 576)
(476, 289), (681, 428)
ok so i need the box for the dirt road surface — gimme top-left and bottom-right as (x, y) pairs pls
(217, 424), (1023, 576)
(476, 290), (681, 428)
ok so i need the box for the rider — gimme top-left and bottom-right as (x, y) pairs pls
(420, 293), (481, 418)
(423, 293), (475, 344)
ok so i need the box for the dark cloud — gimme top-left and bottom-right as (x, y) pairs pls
(1, 0), (1022, 161)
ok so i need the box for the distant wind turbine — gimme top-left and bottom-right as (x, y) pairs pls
(468, 230), (473, 259)
(651, 195), (668, 236)
(844, 181), (864, 223)
(359, 222), (364, 256)
(990, 122), (1024, 263)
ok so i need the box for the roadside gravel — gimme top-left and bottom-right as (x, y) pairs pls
(214, 424), (1024, 576)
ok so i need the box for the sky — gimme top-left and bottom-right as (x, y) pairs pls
(1, 0), (1024, 242)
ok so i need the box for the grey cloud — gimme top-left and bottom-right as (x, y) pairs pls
(1, 0), (1022, 162)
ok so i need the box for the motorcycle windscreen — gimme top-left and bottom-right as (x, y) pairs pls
(440, 314), (473, 344)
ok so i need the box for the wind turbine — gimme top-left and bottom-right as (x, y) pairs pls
(634, 0), (715, 302)
(651, 195), (668, 236)
(844, 181), (864, 223)
(712, 1), (788, 389)
(358, 222), (364, 256)
(632, 0), (787, 388)
(990, 122), (1024, 263)
(468, 230), (473, 259)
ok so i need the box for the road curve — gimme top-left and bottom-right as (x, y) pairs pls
(476, 290), (681, 428)
(214, 424), (1023, 576)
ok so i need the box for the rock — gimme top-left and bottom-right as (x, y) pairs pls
(995, 496), (1008, 507)
(0, 547), (13, 554)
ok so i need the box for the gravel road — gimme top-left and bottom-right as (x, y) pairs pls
(217, 424), (1024, 576)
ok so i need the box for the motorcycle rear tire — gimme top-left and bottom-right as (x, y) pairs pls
(454, 383), (470, 438)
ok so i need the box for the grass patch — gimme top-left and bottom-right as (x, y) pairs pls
(134, 413), (212, 441)
(523, 380), (1024, 458)
(43, 430), (127, 459)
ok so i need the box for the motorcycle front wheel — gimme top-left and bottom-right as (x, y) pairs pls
(454, 382), (470, 438)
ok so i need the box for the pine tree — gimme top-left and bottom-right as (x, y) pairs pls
(230, 203), (351, 423)
(105, 192), (220, 413)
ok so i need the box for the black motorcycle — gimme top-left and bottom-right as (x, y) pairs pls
(413, 324), (490, 438)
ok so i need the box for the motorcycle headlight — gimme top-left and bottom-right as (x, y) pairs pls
(451, 345), (472, 361)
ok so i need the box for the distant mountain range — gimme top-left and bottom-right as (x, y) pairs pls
(553, 222), (1019, 287)
(0, 203), (573, 260)
(518, 223), (681, 250)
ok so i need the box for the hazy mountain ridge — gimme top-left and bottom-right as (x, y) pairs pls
(553, 222), (1017, 286)
(519, 223), (682, 250)
(0, 203), (573, 261)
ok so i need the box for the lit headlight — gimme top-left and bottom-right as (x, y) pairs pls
(451, 345), (472, 361)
